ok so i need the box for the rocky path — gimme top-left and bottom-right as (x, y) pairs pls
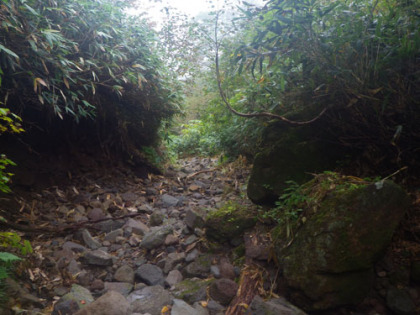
(1, 157), (297, 315)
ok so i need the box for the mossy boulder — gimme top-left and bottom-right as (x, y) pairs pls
(172, 278), (214, 304)
(247, 123), (342, 205)
(273, 178), (409, 311)
(205, 201), (257, 243)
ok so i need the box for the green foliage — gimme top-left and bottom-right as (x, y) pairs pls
(168, 119), (220, 157)
(0, 107), (23, 193)
(223, 0), (420, 168)
(261, 181), (312, 226)
(0, 231), (33, 256)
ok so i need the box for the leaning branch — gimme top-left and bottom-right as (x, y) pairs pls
(214, 13), (327, 125)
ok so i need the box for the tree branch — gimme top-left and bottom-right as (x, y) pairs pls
(214, 12), (327, 125)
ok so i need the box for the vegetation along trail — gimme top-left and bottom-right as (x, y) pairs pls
(0, 0), (419, 314)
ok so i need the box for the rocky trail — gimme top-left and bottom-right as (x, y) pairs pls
(0, 157), (292, 315)
(1, 156), (420, 315)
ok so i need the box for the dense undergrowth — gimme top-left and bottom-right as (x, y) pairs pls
(169, 0), (419, 173)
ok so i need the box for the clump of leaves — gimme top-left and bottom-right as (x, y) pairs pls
(260, 180), (313, 227)
(0, 252), (21, 304)
(261, 173), (373, 237)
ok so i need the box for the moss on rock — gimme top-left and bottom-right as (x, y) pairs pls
(273, 175), (409, 311)
(205, 201), (257, 243)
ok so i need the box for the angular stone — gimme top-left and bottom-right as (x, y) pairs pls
(149, 212), (164, 226)
(185, 209), (205, 229)
(87, 208), (106, 221)
(165, 270), (183, 287)
(184, 254), (212, 278)
(246, 295), (307, 315)
(140, 225), (173, 250)
(172, 278), (213, 304)
(161, 194), (180, 207)
(164, 234), (179, 246)
(164, 252), (185, 274)
(104, 228), (123, 242)
(124, 218), (149, 235)
(74, 290), (130, 315)
(127, 285), (171, 315)
(104, 282), (133, 297)
(209, 278), (238, 306)
(171, 299), (203, 315)
(84, 250), (113, 266)
(52, 299), (80, 315)
(62, 241), (87, 253)
(82, 229), (101, 250)
(135, 263), (164, 286)
(114, 265), (135, 284)
(60, 284), (94, 309)
(67, 259), (82, 276)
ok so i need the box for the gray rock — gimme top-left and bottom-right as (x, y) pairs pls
(209, 278), (238, 306)
(114, 265), (135, 283)
(172, 278), (213, 304)
(184, 255), (212, 278)
(82, 229), (101, 250)
(60, 284), (94, 309)
(104, 282), (133, 297)
(52, 299), (80, 315)
(74, 290), (130, 315)
(128, 285), (171, 314)
(210, 266), (221, 279)
(274, 179), (409, 311)
(185, 249), (199, 263)
(386, 287), (416, 315)
(84, 250), (113, 266)
(163, 252), (185, 274)
(138, 203), (154, 214)
(161, 194), (180, 207)
(135, 263), (164, 286)
(104, 228), (123, 242)
(149, 212), (164, 226)
(183, 235), (198, 246)
(121, 192), (139, 202)
(96, 218), (125, 233)
(87, 208), (106, 221)
(171, 299), (207, 315)
(124, 218), (149, 235)
(140, 225), (173, 250)
(67, 259), (82, 276)
(185, 209), (206, 229)
(165, 270), (183, 287)
(246, 295), (307, 315)
(62, 241), (87, 253)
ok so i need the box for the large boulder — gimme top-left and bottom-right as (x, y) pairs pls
(247, 123), (342, 204)
(273, 176), (409, 311)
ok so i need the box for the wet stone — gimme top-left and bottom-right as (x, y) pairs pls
(209, 278), (238, 306)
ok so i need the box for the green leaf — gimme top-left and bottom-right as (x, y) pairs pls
(0, 252), (21, 263)
(0, 44), (19, 60)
